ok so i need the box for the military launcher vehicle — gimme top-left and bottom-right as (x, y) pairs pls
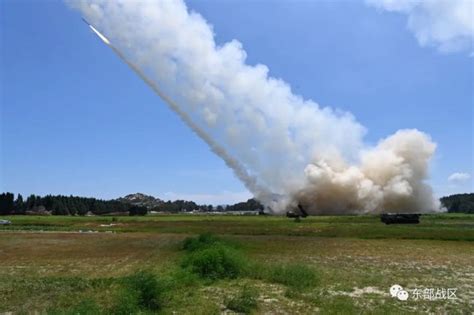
(380, 213), (420, 225)
(286, 204), (308, 219)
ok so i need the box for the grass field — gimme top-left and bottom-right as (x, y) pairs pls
(0, 213), (473, 314)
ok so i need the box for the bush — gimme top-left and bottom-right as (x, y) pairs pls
(182, 244), (246, 280)
(226, 286), (258, 314)
(117, 270), (164, 311)
(182, 233), (221, 252)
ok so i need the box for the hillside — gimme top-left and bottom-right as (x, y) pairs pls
(116, 193), (164, 209)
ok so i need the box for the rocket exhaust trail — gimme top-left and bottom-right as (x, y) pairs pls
(83, 19), (271, 203)
(73, 0), (440, 215)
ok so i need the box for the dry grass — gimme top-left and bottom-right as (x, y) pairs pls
(0, 232), (183, 278)
(0, 214), (473, 313)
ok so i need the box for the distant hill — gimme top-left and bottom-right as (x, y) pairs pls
(116, 193), (164, 209)
(440, 193), (474, 213)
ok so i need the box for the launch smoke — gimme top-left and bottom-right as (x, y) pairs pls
(69, 0), (441, 214)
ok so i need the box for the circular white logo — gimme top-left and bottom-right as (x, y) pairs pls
(390, 284), (403, 297)
(397, 290), (409, 301)
(390, 284), (409, 301)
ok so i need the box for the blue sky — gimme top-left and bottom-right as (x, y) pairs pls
(1, 0), (472, 204)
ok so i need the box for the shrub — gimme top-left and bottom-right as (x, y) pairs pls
(119, 270), (164, 311)
(182, 233), (221, 252)
(226, 286), (258, 314)
(182, 244), (246, 280)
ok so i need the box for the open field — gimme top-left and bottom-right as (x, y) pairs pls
(1, 214), (473, 314)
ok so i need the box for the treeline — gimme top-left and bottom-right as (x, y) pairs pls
(226, 198), (264, 211)
(124, 197), (263, 213)
(440, 193), (474, 213)
(150, 198), (264, 213)
(0, 193), (144, 216)
(151, 200), (207, 213)
(3, 192), (474, 215)
(0, 193), (264, 216)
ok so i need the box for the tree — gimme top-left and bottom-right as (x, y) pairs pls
(43, 195), (54, 211)
(67, 198), (78, 216)
(0, 193), (15, 215)
(226, 199), (263, 211)
(35, 195), (42, 207)
(77, 201), (89, 216)
(26, 194), (39, 210)
(52, 199), (68, 215)
(15, 194), (25, 213)
(129, 205), (148, 216)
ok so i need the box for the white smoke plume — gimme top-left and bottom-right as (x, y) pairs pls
(68, 0), (441, 214)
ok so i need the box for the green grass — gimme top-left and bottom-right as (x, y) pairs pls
(225, 285), (258, 314)
(2, 213), (473, 241)
(120, 270), (164, 311)
(48, 299), (101, 315)
(248, 263), (320, 290)
(0, 213), (473, 313)
(182, 232), (223, 251)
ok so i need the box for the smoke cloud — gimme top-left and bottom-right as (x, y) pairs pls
(68, 0), (441, 214)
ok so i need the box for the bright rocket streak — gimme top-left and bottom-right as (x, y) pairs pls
(83, 19), (273, 205)
(88, 24), (110, 45)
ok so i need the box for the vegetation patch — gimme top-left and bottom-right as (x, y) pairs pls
(1, 216), (473, 314)
(48, 299), (101, 315)
(314, 294), (361, 314)
(225, 285), (259, 314)
(182, 243), (246, 280)
(116, 270), (164, 312)
(182, 232), (222, 252)
(181, 234), (247, 280)
(248, 263), (320, 290)
(181, 234), (319, 290)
